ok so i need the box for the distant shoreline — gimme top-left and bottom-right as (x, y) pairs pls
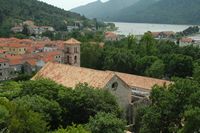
(109, 22), (192, 36)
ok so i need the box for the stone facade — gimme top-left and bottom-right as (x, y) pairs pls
(63, 38), (81, 67)
(105, 76), (132, 122)
(0, 59), (10, 81)
(105, 76), (132, 115)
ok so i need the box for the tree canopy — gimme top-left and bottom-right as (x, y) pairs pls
(0, 79), (124, 133)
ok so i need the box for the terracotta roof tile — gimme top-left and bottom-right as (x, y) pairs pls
(33, 62), (171, 90)
(25, 59), (37, 66)
(113, 72), (171, 90)
(180, 37), (193, 43)
(65, 38), (81, 45)
(33, 62), (115, 89)
(9, 59), (23, 65)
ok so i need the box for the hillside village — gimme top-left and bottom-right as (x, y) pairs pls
(0, 0), (200, 132)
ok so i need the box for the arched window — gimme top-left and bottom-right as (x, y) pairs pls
(67, 56), (70, 63)
(112, 82), (118, 91)
(74, 56), (77, 63)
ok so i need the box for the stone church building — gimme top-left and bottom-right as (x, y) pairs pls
(33, 38), (171, 124)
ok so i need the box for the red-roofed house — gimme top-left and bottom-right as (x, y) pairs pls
(105, 32), (120, 41)
(2, 43), (28, 55)
(179, 37), (194, 46)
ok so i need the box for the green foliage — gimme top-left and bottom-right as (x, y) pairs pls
(103, 47), (137, 73)
(178, 26), (200, 37)
(0, 79), (124, 132)
(0, 0), (99, 38)
(145, 59), (165, 78)
(0, 81), (22, 100)
(54, 125), (90, 133)
(114, 0), (200, 24)
(58, 83), (122, 126)
(164, 54), (193, 77)
(14, 95), (62, 130)
(81, 43), (104, 69)
(136, 56), (159, 75)
(8, 106), (48, 133)
(180, 107), (200, 133)
(20, 79), (66, 100)
(136, 79), (200, 133)
(87, 112), (126, 133)
(81, 34), (200, 79)
(0, 97), (47, 133)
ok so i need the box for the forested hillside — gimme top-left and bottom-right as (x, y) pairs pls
(71, 0), (139, 20)
(115, 0), (200, 24)
(0, 0), (95, 37)
(72, 0), (200, 24)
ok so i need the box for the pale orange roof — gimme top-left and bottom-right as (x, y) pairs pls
(0, 58), (8, 63)
(180, 37), (193, 43)
(65, 38), (81, 45)
(3, 43), (27, 48)
(32, 62), (115, 89)
(105, 32), (117, 37)
(114, 72), (171, 90)
(9, 59), (23, 65)
(33, 62), (171, 90)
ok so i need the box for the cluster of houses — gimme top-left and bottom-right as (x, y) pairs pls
(150, 31), (176, 40)
(0, 37), (80, 81)
(0, 36), (171, 129)
(11, 20), (55, 36)
(178, 35), (200, 47)
(149, 31), (200, 47)
(104, 31), (124, 41)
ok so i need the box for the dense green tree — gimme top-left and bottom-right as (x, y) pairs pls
(54, 125), (90, 133)
(20, 79), (66, 100)
(127, 34), (137, 49)
(136, 56), (159, 75)
(58, 84), (122, 126)
(14, 95), (62, 130)
(0, 97), (47, 133)
(103, 47), (138, 73)
(179, 107), (200, 133)
(145, 59), (165, 78)
(81, 43), (103, 69)
(140, 32), (157, 56)
(164, 54), (193, 78)
(87, 112), (126, 133)
(136, 79), (200, 133)
(0, 81), (22, 100)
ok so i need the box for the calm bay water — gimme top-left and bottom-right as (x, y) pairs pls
(112, 22), (191, 36)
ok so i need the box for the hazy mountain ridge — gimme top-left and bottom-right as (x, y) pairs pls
(71, 0), (140, 20)
(72, 0), (200, 24)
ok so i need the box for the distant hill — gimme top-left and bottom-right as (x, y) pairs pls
(72, 0), (200, 25)
(71, 0), (140, 20)
(0, 0), (94, 36)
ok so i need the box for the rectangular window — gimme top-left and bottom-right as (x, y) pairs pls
(66, 47), (70, 53)
(74, 47), (78, 53)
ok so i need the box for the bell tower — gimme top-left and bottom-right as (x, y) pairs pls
(63, 38), (81, 67)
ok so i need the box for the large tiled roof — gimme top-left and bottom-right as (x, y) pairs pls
(32, 62), (115, 88)
(114, 72), (171, 90)
(33, 62), (171, 90)
(65, 38), (81, 45)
